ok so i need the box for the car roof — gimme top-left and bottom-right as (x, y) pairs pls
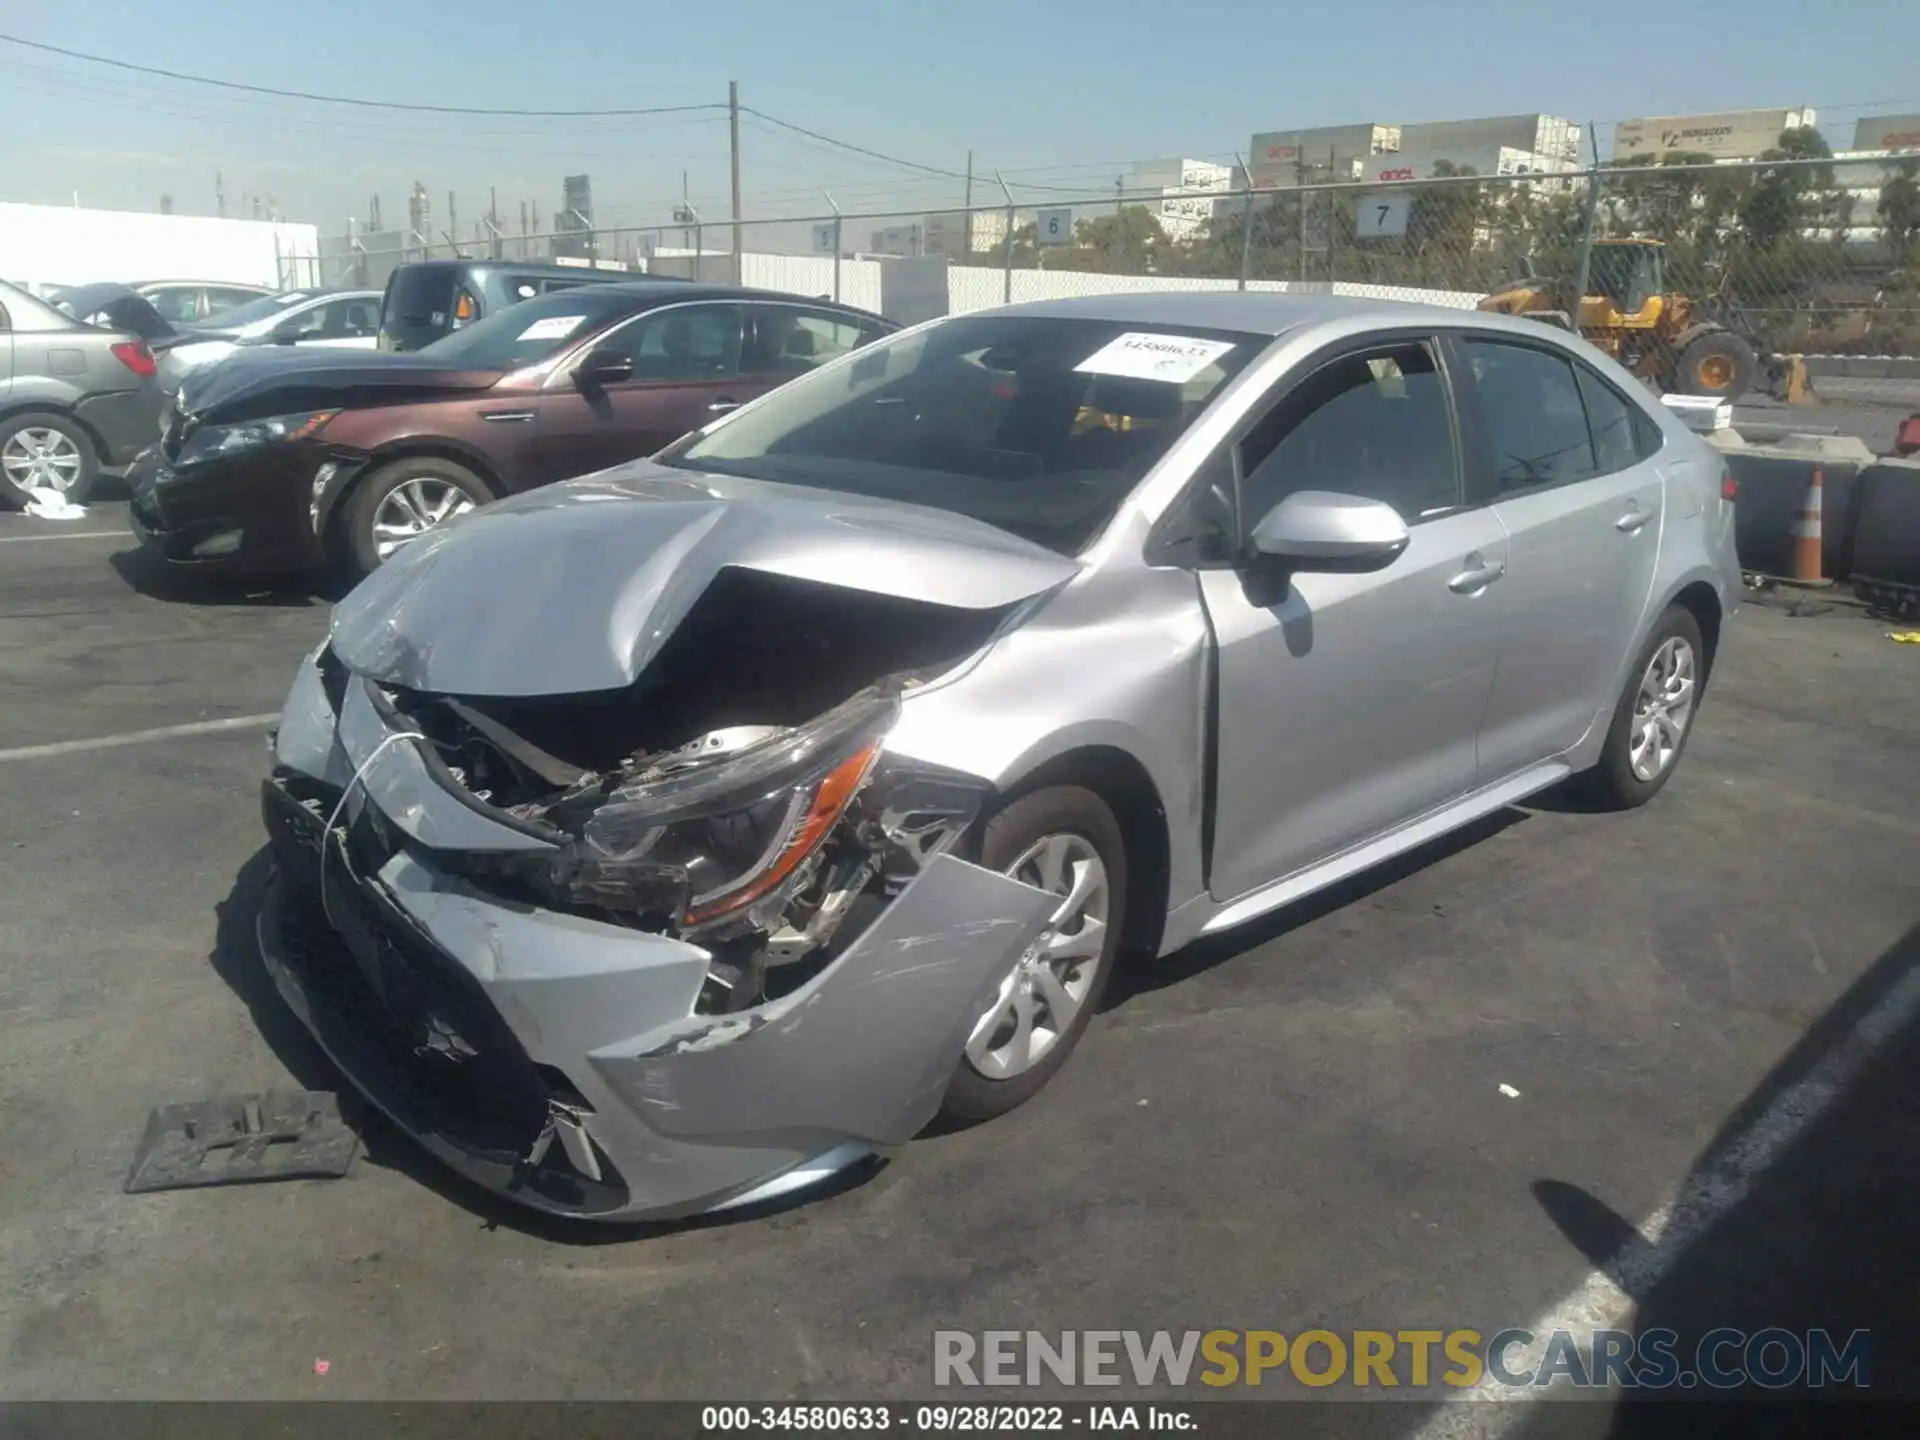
(991, 289), (1602, 347)
(532, 280), (892, 324)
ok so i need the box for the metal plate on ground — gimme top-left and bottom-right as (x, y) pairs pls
(125, 1089), (359, 1193)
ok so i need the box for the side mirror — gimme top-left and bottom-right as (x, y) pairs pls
(575, 347), (634, 387)
(1249, 490), (1410, 572)
(270, 325), (303, 345)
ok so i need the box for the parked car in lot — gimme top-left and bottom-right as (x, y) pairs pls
(376, 259), (679, 353)
(128, 282), (893, 573)
(0, 278), (165, 507)
(131, 279), (277, 325)
(162, 288), (383, 379)
(257, 291), (1742, 1221)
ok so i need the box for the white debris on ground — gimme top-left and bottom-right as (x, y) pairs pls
(1497, 1083), (1521, 1099)
(22, 487), (87, 521)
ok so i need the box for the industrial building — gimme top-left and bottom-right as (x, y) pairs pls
(1610, 108), (1817, 162)
(921, 209), (1008, 257)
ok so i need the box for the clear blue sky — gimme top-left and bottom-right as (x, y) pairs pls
(1, 0), (1914, 235)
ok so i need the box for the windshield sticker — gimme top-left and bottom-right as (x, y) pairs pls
(516, 314), (587, 341)
(1074, 332), (1236, 383)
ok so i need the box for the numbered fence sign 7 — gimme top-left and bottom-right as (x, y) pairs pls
(1036, 208), (1072, 247)
(1354, 192), (1410, 240)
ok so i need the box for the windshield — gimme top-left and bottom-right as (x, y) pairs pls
(660, 314), (1264, 554)
(414, 285), (639, 370)
(212, 292), (312, 328)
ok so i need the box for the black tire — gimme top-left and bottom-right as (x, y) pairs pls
(1576, 605), (1707, 811)
(1674, 328), (1758, 401)
(0, 410), (101, 509)
(340, 455), (491, 578)
(938, 785), (1126, 1125)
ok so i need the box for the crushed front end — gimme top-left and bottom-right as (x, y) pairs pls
(257, 621), (1057, 1220)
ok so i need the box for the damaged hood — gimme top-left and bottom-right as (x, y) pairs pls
(328, 461), (1080, 697)
(178, 348), (503, 423)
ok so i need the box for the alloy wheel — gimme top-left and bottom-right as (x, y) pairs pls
(2, 427), (85, 494)
(1630, 636), (1697, 782)
(370, 477), (477, 560)
(963, 833), (1109, 1080)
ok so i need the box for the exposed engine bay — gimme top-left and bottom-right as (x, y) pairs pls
(351, 567), (1019, 1018)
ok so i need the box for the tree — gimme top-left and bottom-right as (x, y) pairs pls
(1879, 159), (1920, 261)
(1065, 206), (1163, 274)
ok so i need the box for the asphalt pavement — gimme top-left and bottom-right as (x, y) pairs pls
(1, 500), (1917, 1433)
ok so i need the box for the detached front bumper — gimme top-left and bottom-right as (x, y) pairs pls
(257, 655), (1055, 1221)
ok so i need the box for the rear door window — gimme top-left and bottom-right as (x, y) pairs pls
(144, 287), (203, 325)
(1461, 339), (1599, 493)
(746, 307), (882, 375)
(383, 267), (456, 324)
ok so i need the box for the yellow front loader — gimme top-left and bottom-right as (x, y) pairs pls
(1479, 239), (1762, 401)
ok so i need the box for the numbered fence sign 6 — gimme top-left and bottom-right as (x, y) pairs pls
(1036, 207), (1072, 247)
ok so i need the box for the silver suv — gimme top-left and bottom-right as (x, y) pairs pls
(259, 293), (1740, 1221)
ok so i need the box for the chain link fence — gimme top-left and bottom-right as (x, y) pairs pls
(303, 153), (1920, 384)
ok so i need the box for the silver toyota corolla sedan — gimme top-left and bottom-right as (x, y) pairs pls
(258, 292), (1741, 1220)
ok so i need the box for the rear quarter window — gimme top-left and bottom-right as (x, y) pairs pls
(383, 268), (456, 321)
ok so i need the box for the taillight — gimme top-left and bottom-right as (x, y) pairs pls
(111, 341), (157, 378)
(1720, 471), (1739, 502)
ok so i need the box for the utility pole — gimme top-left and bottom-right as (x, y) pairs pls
(965, 149), (974, 210)
(448, 192), (457, 254)
(728, 80), (744, 283)
(1295, 134), (1307, 283)
(1116, 174), (1124, 217)
(215, 170), (225, 219)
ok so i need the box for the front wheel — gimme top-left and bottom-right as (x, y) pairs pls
(938, 786), (1126, 1125)
(341, 456), (490, 577)
(1674, 329), (1757, 401)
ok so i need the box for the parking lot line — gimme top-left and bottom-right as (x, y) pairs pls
(0, 530), (128, 543)
(0, 713), (277, 763)
(1412, 937), (1920, 1433)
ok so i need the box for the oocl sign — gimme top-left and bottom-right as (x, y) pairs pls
(1375, 167), (1416, 182)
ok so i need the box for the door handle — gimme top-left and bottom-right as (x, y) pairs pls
(480, 410), (535, 423)
(1615, 506), (1654, 533)
(707, 399), (740, 413)
(1447, 561), (1505, 594)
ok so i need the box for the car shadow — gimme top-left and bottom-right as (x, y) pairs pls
(1103, 805), (1532, 1011)
(208, 848), (884, 1244)
(1511, 922), (1920, 1434)
(109, 547), (348, 608)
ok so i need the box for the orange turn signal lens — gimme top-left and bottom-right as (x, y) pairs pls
(682, 742), (881, 926)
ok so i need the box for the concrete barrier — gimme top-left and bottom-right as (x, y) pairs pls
(1803, 355), (1920, 381)
(1849, 457), (1920, 587)
(1708, 433), (1877, 578)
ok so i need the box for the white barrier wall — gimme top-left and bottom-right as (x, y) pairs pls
(0, 203), (320, 289)
(735, 250), (1484, 319)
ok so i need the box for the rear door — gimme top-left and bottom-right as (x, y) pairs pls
(290, 296), (381, 350)
(0, 294), (13, 398)
(525, 301), (750, 480)
(1457, 334), (1666, 777)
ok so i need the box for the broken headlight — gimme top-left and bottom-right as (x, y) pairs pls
(538, 686), (901, 932)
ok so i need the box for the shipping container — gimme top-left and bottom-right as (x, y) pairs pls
(1611, 108), (1817, 162)
(1250, 124), (1399, 187)
(1357, 147), (1574, 183)
(1853, 113), (1920, 152)
(1396, 115), (1580, 163)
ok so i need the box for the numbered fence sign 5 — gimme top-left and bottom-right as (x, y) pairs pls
(1354, 192), (1410, 239)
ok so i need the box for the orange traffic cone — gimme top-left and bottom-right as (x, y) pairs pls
(1789, 467), (1825, 582)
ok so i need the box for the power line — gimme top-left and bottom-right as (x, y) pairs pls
(0, 30), (727, 117)
(740, 107), (973, 179)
